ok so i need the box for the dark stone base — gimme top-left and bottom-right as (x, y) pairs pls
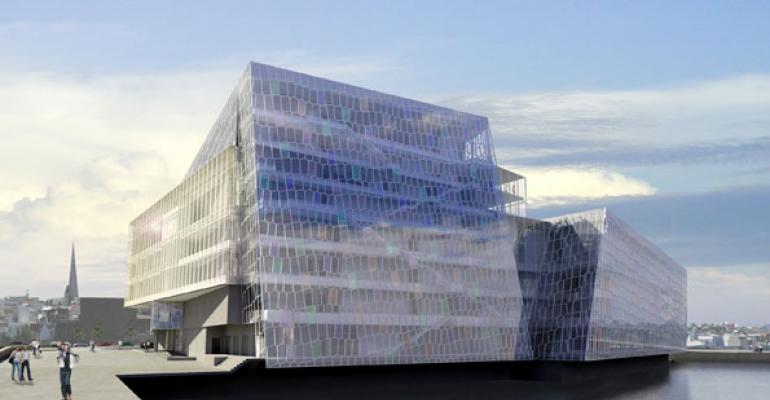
(119, 355), (671, 400)
(511, 354), (670, 383)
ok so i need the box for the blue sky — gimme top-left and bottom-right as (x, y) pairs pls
(4, 1), (770, 89)
(1, 1), (769, 325)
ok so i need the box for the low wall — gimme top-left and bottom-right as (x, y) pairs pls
(0, 345), (30, 362)
(0, 346), (12, 362)
(672, 350), (770, 363)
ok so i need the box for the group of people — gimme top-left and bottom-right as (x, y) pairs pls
(6, 341), (79, 400)
(8, 346), (33, 383)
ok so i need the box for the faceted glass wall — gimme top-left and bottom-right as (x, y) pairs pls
(229, 63), (525, 367)
(529, 211), (602, 361)
(587, 210), (687, 360)
(517, 209), (687, 361)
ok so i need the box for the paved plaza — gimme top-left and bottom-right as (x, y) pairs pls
(0, 348), (236, 400)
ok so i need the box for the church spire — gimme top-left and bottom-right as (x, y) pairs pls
(64, 242), (79, 304)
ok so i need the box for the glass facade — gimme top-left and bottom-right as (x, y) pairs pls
(150, 301), (184, 331)
(126, 62), (686, 368)
(240, 63), (525, 367)
(515, 209), (687, 361)
(126, 147), (241, 306)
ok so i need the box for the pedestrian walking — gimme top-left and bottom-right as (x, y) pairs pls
(8, 347), (18, 382)
(21, 347), (33, 382)
(31, 340), (42, 358)
(13, 347), (24, 383)
(57, 342), (78, 400)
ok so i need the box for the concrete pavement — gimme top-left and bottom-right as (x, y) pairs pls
(0, 348), (236, 400)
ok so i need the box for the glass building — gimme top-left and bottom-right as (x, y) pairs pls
(513, 209), (687, 361)
(127, 62), (527, 367)
(126, 62), (685, 368)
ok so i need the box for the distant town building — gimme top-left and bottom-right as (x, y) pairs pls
(1, 244), (151, 344)
(724, 333), (742, 348)
(55, 297), (150, 344)
(686, 334), (725, 349)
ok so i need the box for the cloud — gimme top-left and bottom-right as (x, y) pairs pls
(506, 166), (657, 208)
(0, 66), (248, 297)
(528, 184), (770, 326)
(188, 50), (401, 93)
(439, 75), (770, 169)
(529, 185), (770, 268)
(502, 135), (770, 168)
(0, 54), (398, 213)
(0, 20), (130, 37)
(688, 266), (770, 326)
(732, 165), (770, 177)
(0, 153), (174, 297)
(0, 67), (238, 211)
(258, 51), (398, 85)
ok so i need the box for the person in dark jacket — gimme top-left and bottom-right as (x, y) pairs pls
(20, 347), (32, 381)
